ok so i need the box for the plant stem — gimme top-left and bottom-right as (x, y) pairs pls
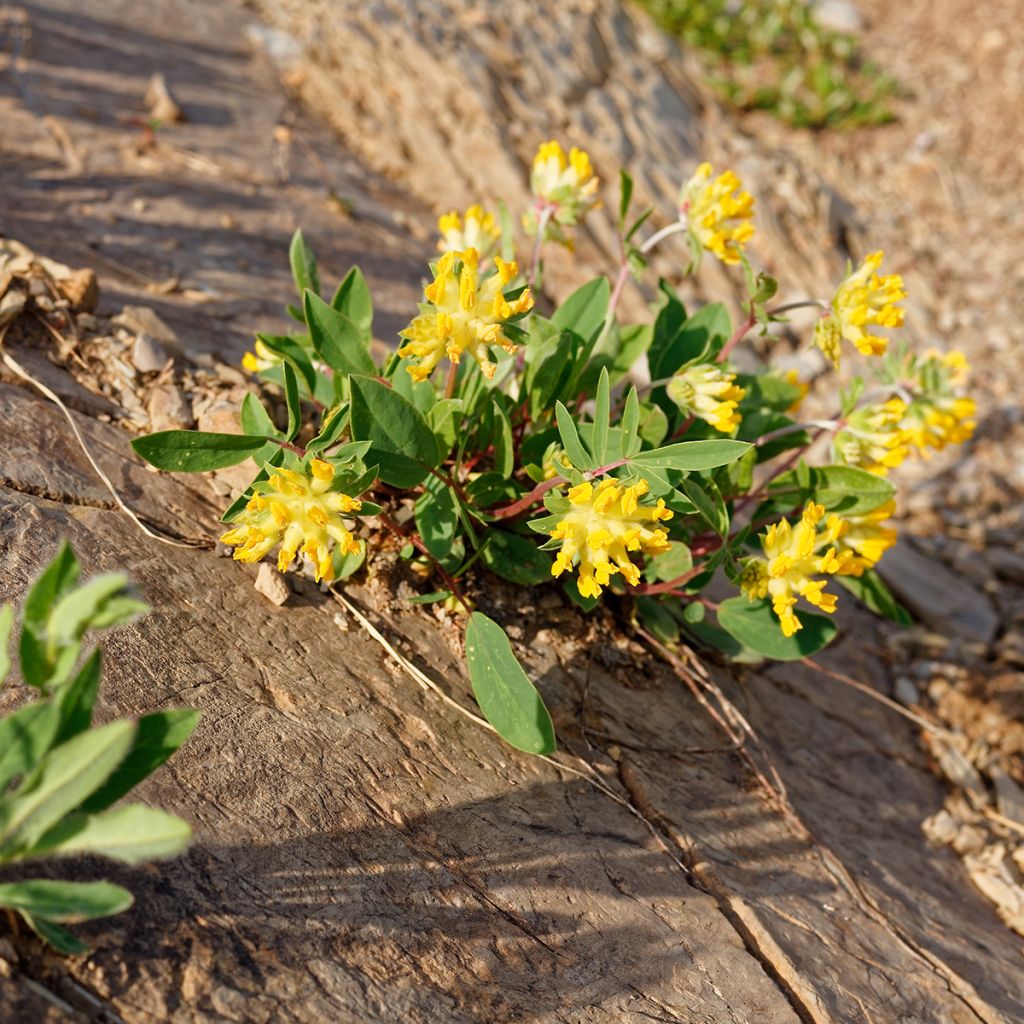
(443, 360), (458, 399)
(489, 456), (630, 520)
(268, 437), (307, 457)
(379, 511), (467, 607)
(527, 205), (554, 286)
(717, 306), (756, 363)
(638, 219), (688, 255)
(637, 565), (703, 595)
(768, 299), (828, 317)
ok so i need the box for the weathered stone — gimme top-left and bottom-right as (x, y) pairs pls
(130, 332), (171, 374)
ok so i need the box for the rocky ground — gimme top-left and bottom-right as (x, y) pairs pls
(1, 0), (1023, 1020)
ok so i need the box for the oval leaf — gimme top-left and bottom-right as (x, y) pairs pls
(717, 596), (837, 661)
(304, 291), (376, 376)
(131, 431), (271, 472)
(464, 613), (555, 755)
(630, 439), (751, 472)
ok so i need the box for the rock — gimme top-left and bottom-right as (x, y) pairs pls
(147, 383), (193, 431)
(894, 676), (919, 705)
(144, 72), (186, 124)
(55, 267), (99, 311)
(985, 547), (1024, 584)
(112, 305), (180, 349)
(130, 332), (171, 374)
(811, 0), (864, 34)
(990, 767), (1024, 827)
(255, 563), (290, 606)
(878, 540), (999, 645)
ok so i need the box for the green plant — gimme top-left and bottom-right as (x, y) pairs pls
(638, 0), (897, 129)
(130, 144), (974, 755)
(0, 543), (198, 953)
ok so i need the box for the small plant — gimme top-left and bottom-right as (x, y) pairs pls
(131, 141), (974, 755)
(638, 0), (897, 129)
(0, 543), (198, 953)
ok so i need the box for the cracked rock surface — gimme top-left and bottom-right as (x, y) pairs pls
(1, 0), (1023, 1021)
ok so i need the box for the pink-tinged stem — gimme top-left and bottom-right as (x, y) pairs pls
(490, 456), (630, 520)
(637, 565), (703, 596)
(268, 438), (307, 457)
(717, 306), (756, 363)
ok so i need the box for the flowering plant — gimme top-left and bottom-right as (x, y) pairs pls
(132, 144), (974, 754)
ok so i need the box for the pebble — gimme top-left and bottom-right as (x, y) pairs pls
(985, 548), (1024, 584)
(131, 332), (171, 374)
(255, 563), (290, 606)
(148, 383), (194, 431)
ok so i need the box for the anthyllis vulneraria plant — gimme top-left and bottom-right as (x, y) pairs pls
(131, 139), (975, 755)
(0, 543), (198, 953)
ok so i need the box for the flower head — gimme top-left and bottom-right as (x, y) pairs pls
(437, 205), (500, 260)
(679, 163), (755, 265)
(833, 398), (913, 476)
(901, 350), (976, 453)
(740, 502), (843, 637)
(814, 251), (906, 366)
(783, 369), (810, 413)
(398, 248), (533, 382)
(220, 459), (362, 583)
(830, 500), (897, 577)
(524, 140), (600, 248)
(548, 478), (673, 599)
(666, 363), (746, 433)
(242, 337), (282, 375)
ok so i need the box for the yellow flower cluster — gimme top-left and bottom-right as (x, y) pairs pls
(679, 163), (755, 265)
(902, 351), (976, 453)
(525, 140), (601, 246)
(741, 503), (844, 637)
(437, 205), (500, 260)
(220, 459), (362, 583)
(833, 398), (913, 476)
(814, 251), (906, 366)
(666, 364), (746, 433)
(832, 500), (897, 577)
(398, 248), (534, 382)
(549, 478), (673, 598)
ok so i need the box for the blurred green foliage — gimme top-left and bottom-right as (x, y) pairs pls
(638, 0), (897, 129)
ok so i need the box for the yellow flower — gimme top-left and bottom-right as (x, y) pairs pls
(830, 500), (897, 577)
(524, 140), (601, 247)
(220, 459), (362, 583)
(901, 350), (976, 453)
(814, 251), (906, 366)
(437, 204), (500, 259)
(666, 363), (746, 433)
(398, 248), (533, 382)
(548, 478), (673, 599)
(740, 502), (842, 637)
(783, 369), (810, 413)
(242, 337), (281, 374)
(679, 163), (755, 265)
(833, 398), (913, 476)
(541, 447), (573, 481)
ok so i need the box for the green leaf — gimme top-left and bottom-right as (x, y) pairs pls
(620, 387), (641, 458)
(220, 448), (284, 523)
(132, 431), (272, 472)
(592, 367), (611, 465)
(464, 613), (555, 755)
(48, 575), (146, 654)
(51, 650), (101, 746)
(289, 228), (320, 298)
(23, 542), (79, 632)
(629, 439), (751, 472)
(20, 913), (91, 954)
(0, 720), (136, 857)
(0, 604), (13, 686)
(834, 570), (912, 625)
(550, 277), (610, 344)
(331, 267), (373, 343)
(240, 393), (279, 437)
(27, 804), (191, 865)
(0, 879), (133, 923)
(618, 169), (633, 226)
(303, 291), (376, 377)
(490, 396), (515, 479)
(554, 402), (592, 471)
(415, 476), (460, 570)
(717, 597), (837, 660)
(644, 541), (693, 583)
(770, 464), (895, 516)
(253, 333), (318, 395)
(0, 702), (59, 793)
(307, 404), (349, 453)
(650, 300), (731, 379)
(349, 376), (439, 487)
(282, 361), (301, 441)
(680, 477), (729, 537)
(636, 597), (679, 644)
(332, 540), (367, 581)
(78, 709), (200, 815)
(480, 532), (552, 587)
